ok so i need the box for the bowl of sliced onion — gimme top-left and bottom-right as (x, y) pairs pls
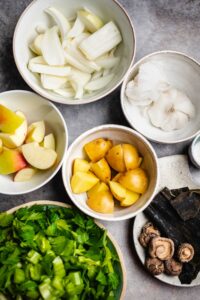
(13, 0), (135, 105)
(121, 51), (200, 144)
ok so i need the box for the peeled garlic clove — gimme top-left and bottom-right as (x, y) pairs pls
(41, 74), (67, 90)
(67, 17), (85, 38)
(42, 26), (65, 66)
(45, 7), (70, 41)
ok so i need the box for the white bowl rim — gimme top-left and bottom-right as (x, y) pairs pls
(0, 89), (68, 195)
(13, 0), (136, 106)
(121, 49), (200, 144)
(62, 124), (159, 221)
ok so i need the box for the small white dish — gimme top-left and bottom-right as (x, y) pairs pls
(121, 51), (200, 144)
(62, 124), (159, 221)
(0, 90), (68, 195)
(189, 134), (200, 168)
(133, 212), (200, 287)
(13, 0), (136, 105)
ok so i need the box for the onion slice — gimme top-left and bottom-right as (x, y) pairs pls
(41, 74), (67, 90)
(85, 73), (114, 91)
(41, 26), (65, 66)
(45, 7), (70, 41)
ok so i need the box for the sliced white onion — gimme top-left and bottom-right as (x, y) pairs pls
(32, 34), (44, 56)
(67, 17), (85, 38)
(42, 26), (65, 66)
(28, 62), (71, 77)
(64, 50), (94, 73)
(85, 73), (114, 91)
(41, 74), (67, 90)
(91, 70), (103, 80)
(79, 21), (122, 60)
(45, 7), (70, 41)
(54, 88), (75, 98)
(95, 56), (120, 69)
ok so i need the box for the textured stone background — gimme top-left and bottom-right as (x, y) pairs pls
(1, 0), (200, 299)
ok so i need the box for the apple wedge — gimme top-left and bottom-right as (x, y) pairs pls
(0, 148), (27, 175)
(14, 167), (36, 182)
(42, 133), (56, 150)
(109, 181), (126, 201)
(0, 105), (24, 133)
(22, 142), (57, 170)
(0, 111), (27, 148)
(26, 121), (45, 143)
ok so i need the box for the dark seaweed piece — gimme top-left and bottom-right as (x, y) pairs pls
(144, 187), (200, 284)
(169, 190), (200, 221)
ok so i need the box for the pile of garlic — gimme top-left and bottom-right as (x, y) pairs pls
(125, 61), (195, 131)
(28, 7), (122, 100)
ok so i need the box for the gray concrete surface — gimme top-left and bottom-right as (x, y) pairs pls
(1, 0), (200, 299)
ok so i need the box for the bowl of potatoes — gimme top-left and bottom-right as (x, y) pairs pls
(62, 124), (158, 221)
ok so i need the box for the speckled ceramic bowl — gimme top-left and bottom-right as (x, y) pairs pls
(13, 0), (136, 105)
(121, 51), (200, 144)
(62, 124), (159, 221)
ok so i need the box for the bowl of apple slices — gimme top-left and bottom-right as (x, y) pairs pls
(13, 0), (135, 104)
(0, 90), (68, 195)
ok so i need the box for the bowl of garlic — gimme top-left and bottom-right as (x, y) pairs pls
(121, 51), (200, 144)
(13, 0), (135, 105)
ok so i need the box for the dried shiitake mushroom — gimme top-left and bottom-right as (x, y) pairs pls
(178, 243), (194, 263)
(165, 259), (183, 276)
(139, 222), (160, 248)
(149, 237), (174, 260)
(145, 257), (164, 276)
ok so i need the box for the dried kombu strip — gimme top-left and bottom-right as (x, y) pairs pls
(169, 190), (200, 221)
(144, 187), (200, 284)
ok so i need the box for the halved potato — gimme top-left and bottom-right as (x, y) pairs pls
(70, 171), (99, 193)
(84, 138), (112, 162)
(87, 182), (109, 199)
(106, 144), (126, 172)
(112, 172), (123, 182)
(118, 168), (148, 194)
(90, 158), (111, 183)
(109, 181), (126, 201)
(120, 190), (140, 207)
(122, 144), (141, 171)
(87, 190), (114, 213)
(73, 158), (91, 174)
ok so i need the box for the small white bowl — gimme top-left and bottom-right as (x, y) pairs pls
(0, 90), (68, 195)
(121, 51), (200, 144)
(62, 124), (159, 221)
(13, 0), (136, 105)
(189, 133), (200, 168)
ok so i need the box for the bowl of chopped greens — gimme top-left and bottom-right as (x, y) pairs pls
(0, 201), (126, 299)
(13, 0), (135, 105)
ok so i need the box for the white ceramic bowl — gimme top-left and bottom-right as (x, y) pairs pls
(121, 51), (200, 144)
(62, 124), (159, 221)
(0, 90), (68, 195)
(13, 0), (136, 105)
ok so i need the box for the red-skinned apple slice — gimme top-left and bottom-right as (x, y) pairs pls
(0, 105), (24, 133)
(0, 148), (27, 175)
